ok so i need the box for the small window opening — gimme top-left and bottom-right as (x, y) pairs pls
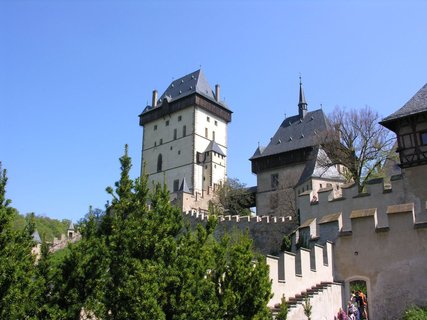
(157, 154), (163, 172)
(271, 174), (279, 189)
(173, 179), (179, 192)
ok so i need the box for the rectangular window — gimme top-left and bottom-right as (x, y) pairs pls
(166, 120), (169, 126)
(205, 128), (208, 138)
(174, 128), (177, 140)
(160, 138), (163, 145)
(214, 120), (218, 126)
(271, 174), (279, 189)
(183, 125), (186, 137)
(178, 115), (182, 121)
(154, 125), (157, 131)
(212, 131), (216, 141)
(421, 131), (427, 145)
(207, 116), (210, 122)
(173, 179), (180, 192)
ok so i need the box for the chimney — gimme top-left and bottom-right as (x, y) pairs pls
(152, 90), (158, 107)
(215, 84), (220, 102)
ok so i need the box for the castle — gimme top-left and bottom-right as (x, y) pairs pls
(139, 70), (231, 213)
(140, 71), (427, 319)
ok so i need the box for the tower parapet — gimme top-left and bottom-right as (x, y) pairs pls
(298, 175), (427, 238)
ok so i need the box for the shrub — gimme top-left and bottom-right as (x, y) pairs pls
(403, 304), (427, 320)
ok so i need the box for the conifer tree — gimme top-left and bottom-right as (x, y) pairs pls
(50, 146), (272, 319)
(0, 162), (39, 318)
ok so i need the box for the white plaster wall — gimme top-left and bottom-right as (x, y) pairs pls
(267, 242), (334, 307)
(142, 107), (194, 191)
(193, 107), (227, 192)
(286, 283), (343, 320)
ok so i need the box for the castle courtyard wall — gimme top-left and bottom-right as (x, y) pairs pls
(297, 168), (427, 320)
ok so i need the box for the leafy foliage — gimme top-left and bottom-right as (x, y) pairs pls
(0, 162), (39, 318)
(211, 178), (254, 216)
(303, 294), (312, 320)
(276, 295), (288, 320)
(13, 211), (70, 242)
(280, 235), (292, 252)
(48, 146), (272, 319)
(403, 304), (427, 320)
(350, 280), (367, 296)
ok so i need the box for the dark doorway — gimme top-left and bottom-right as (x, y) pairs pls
(349, 280), (369, 320)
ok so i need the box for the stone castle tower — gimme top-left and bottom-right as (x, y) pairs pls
(139, 70), (232, 205)
(250, 78), (345, 217)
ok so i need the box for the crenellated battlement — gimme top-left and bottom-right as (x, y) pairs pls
(296, 200), (427, 247)
(297, 175), (427, 243)
(266, 242), (335, 307)
(183, 210), (292, 224)
(182, 210), (297, 255)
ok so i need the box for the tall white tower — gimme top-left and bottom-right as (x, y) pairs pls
(139, 70), (232, 199)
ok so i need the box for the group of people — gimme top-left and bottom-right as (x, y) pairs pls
(336, 290), (368, 320)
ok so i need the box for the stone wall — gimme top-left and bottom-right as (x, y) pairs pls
(182, 210), (297, 255)
(267, 242), (336, 307)
(295, 171), (427, 320)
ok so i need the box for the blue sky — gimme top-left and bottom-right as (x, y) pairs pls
(1, 0), (426, 222)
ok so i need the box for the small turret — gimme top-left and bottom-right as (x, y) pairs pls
(67, 221), (75, 239)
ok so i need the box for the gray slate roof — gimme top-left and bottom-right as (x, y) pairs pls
(297, 146), (345, 186)
(68, 222), (74, 230)
(205, 140), (226, 156)
(381, 83), (427, 124)
(179, 177), (190, 193)
(142, 69), (227, 114)
(250, 109), (330, 159)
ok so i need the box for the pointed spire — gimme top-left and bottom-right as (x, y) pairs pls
(298, 75), (308, 118)
(179, 177), (191, 193)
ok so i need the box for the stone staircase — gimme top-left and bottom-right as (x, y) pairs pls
(271, 281), (340, 316)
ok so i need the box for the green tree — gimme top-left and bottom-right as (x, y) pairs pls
(211, 178), (254, 216)
(303, 294), (312, 320)
(0, 162), (39, 318)
(51, 146), (272, 319)
(276, 295), (288, 320)
(403, 304), (427, 320)
(280, 235), (292, 252)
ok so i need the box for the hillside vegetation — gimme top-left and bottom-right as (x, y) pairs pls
(12, 210), (71, 242)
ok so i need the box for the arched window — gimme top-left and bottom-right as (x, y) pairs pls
(157, 154), (162, 172)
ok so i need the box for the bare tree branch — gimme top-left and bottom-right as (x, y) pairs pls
(318, 106), (395, 192)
